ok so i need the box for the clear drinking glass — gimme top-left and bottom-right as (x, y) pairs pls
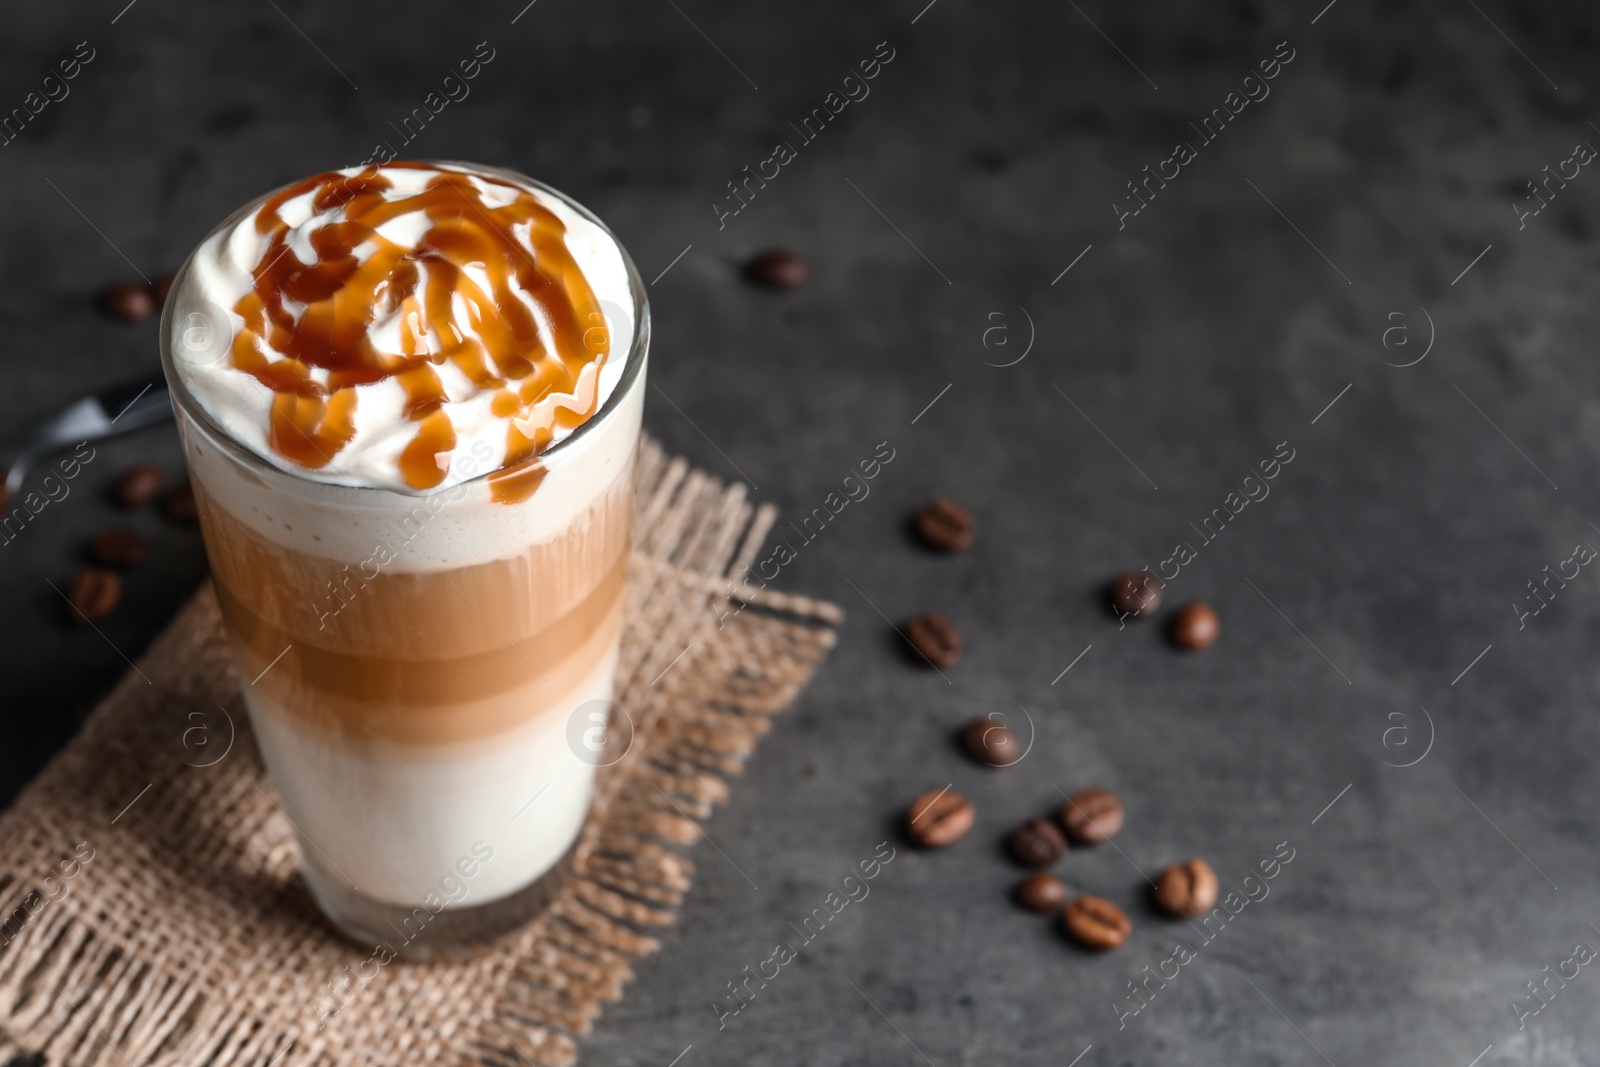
(159, 167), (648, 954)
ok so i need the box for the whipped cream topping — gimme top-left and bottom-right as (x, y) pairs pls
(170, 162), (634, 497)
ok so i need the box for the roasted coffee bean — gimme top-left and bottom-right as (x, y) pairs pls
(1063, 894), (1131, 950)
(101, 282), (156, 323)
(1170, 602), (1220, 650)
(743, 249), (809, 291)
(163, 483), (199, 524)
(915, 497), (974, 552)
(67, 568), (121, 624)
(1153, 857), (1218, 917)
(151, 272), (176, 307)
(961, 716), (1021, 767)
(1015, 872), (1068, 914)
(906, 788), (974, 848)
(89, 526), (147, 569)
(1060, 788), (1124, 844)
(904, 611), (961, 667)
(1008, 816), (1067, 867)
(1110, 570), (1162, 618)
(116, 463), (166, 509)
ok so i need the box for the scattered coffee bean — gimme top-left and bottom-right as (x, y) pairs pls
(1063, 894), (1131, 951)
(89, 526), (147, 569)
(67, 568), (121, 625)
(151, 272), (176, 307)
(101, 282), (156, 323)
(1153, 857), (1218, 918)
(1060, 788), (1124, 844)
(906, 788), (975, 848)
(163, 483), (199, 524)
(960, 716), (1021, 767)
(904, 611), (961, 667)
(1110, 570), (1162, 618)
(1008, 816), (1067, 867)
(914, 497), (974, 552)
(743, 249), (809, 291)
(116, 463), (166, 509)
(1015, 872), (1068, 914)
(1170, 602), (1220, 650)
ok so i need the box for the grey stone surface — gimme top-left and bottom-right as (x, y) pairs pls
(5, 1), (1600, 1064)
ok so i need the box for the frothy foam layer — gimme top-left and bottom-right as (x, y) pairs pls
(181, 374), (643, 570)
(171, 162), (635, 497)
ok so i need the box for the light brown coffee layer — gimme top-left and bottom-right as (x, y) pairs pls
(194, 468), (631, 746)
(231, 587), (622, 747)
(195, 473), (630, 654)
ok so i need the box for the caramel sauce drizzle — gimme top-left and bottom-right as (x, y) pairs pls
(228, 163), (611, 502)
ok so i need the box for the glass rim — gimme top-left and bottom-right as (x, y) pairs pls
(159, 160), (651, 496)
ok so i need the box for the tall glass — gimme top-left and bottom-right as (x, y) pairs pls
(160, 170), (648, 954)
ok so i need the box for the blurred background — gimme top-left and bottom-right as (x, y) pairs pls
(6, 1), (1600, 1064)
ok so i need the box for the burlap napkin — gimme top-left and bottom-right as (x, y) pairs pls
(0, 439), (840, 1067)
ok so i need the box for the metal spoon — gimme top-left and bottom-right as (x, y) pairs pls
(1, 374), (172, 505)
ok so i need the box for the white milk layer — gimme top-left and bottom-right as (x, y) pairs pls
(246, 642), (616, 908)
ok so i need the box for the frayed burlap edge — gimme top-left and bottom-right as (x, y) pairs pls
(0, 438), (840, 1067)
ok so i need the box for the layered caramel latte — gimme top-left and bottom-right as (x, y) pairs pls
(161, 162), (647, 948)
